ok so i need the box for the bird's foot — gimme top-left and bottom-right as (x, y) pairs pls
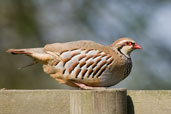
(73, 82), (106, 90)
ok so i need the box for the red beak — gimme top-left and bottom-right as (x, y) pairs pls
(133, 43), (142, 49)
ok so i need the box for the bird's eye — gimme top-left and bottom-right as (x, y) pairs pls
(124, 42), (129, 45)
(125, 41), (132, 46)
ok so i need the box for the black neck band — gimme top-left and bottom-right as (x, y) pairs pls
(117, 45), (129, 58)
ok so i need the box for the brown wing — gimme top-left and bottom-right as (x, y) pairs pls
(43, 40), (113, 54)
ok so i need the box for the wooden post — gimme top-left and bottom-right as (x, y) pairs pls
(0, 89), (127, 114)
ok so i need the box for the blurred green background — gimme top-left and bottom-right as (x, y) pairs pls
(0, 0), (171, 90)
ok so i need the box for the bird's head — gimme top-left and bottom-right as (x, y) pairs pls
(110, 38), (142, 57)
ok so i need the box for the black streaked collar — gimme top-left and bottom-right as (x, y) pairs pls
(117, 45), (130, 59)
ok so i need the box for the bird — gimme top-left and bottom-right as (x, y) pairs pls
(7, 38), (142, 89)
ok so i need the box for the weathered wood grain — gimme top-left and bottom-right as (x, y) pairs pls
(0, 89), (127, 114)
(127, 90), (171, 114)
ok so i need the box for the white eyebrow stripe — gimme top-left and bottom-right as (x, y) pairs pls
(116, 40), (128, 45)
(116, 40), (135, 45)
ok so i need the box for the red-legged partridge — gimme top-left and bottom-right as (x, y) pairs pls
(8, 38), (142, 89)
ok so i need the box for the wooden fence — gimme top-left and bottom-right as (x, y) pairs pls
(0, 89), (171, 114)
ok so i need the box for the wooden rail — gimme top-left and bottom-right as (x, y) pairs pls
(127, 90), (171, 114)
(0, 89), (171, 114)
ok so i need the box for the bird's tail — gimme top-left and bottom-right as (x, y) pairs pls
(8, 48), (33, 55)
(7, 48), (55, 62)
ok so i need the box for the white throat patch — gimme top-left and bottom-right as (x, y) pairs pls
(120, 46), (132, 58)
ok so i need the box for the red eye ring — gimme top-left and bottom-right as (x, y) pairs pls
(124, 41), (132, 46)
(128, 42), (132, 46)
